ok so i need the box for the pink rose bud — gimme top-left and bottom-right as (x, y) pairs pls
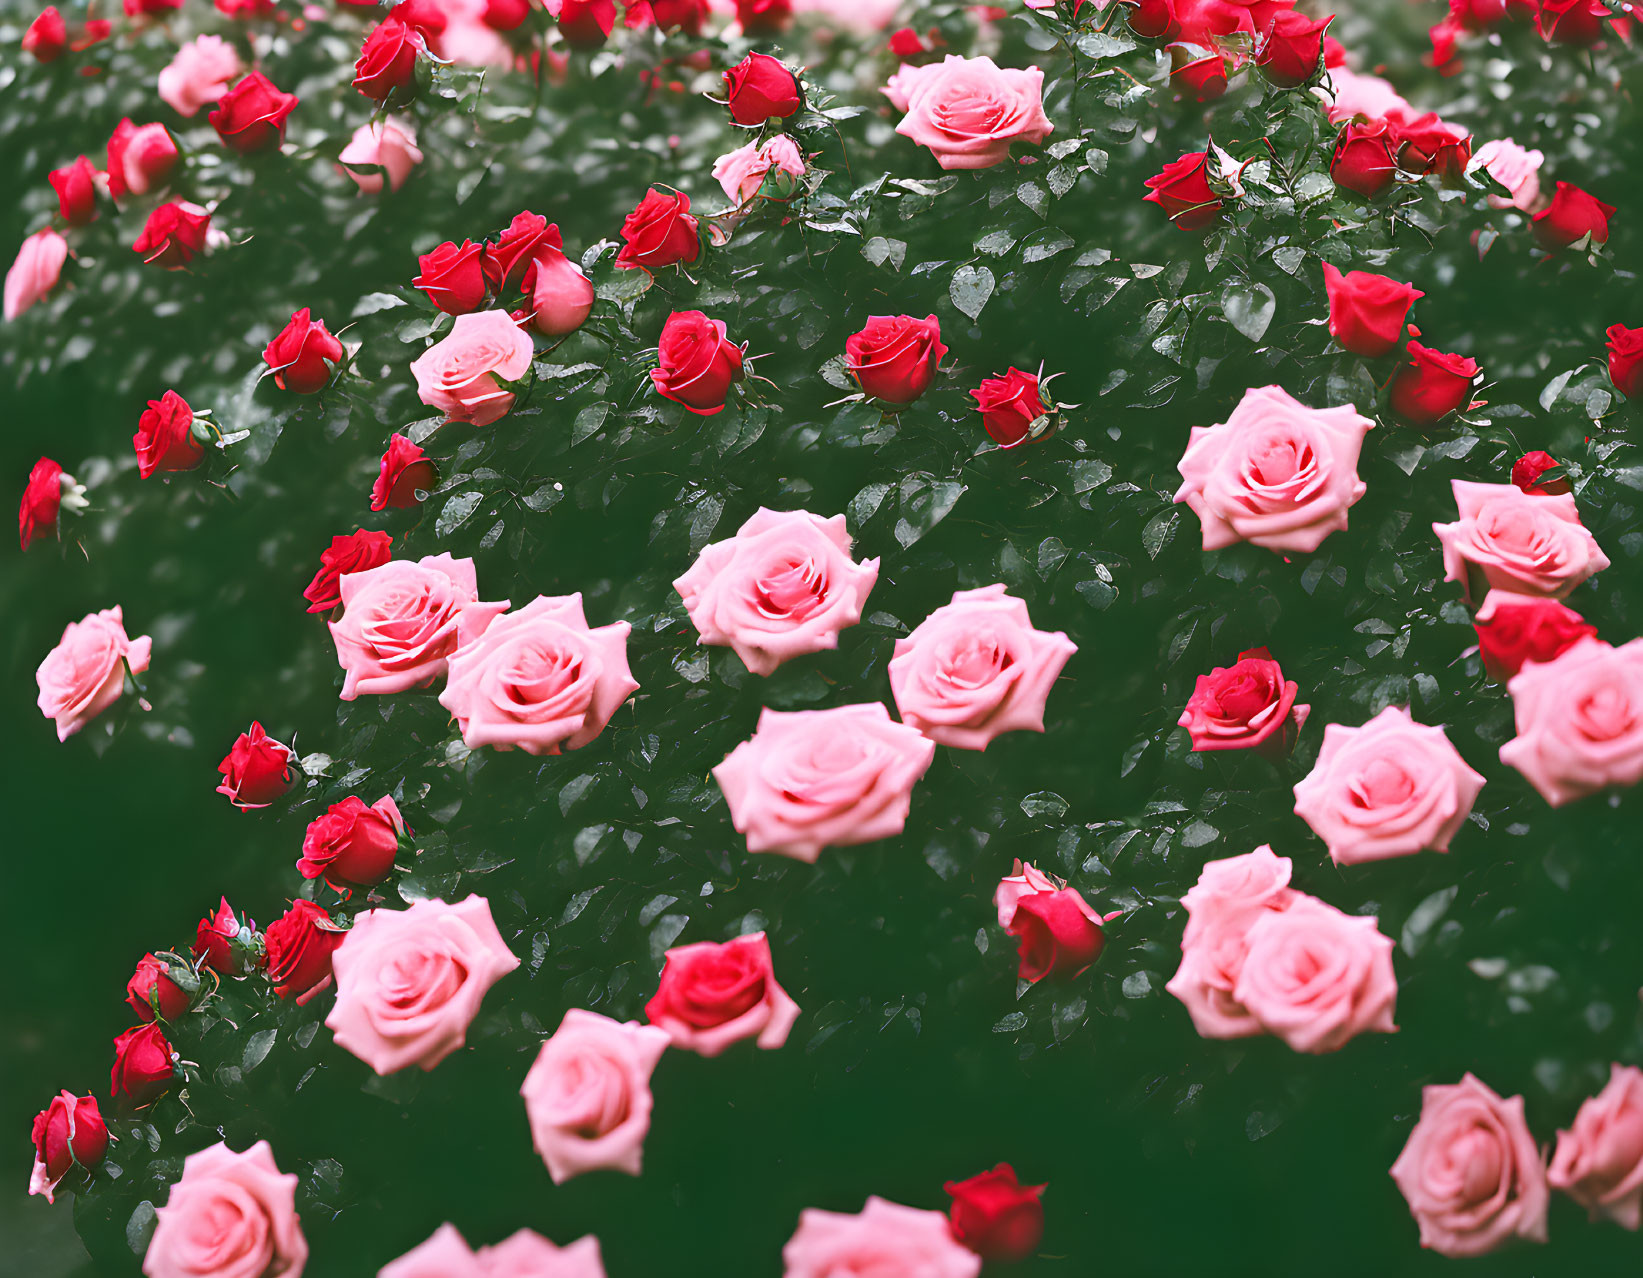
(337, 118), (424, 194)
(36, 605), (152, 741)
(105, 120), (178, 199)
(5, 227), (69, 321)
(524, 248), (594, 337)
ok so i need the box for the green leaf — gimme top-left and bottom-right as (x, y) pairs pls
(950, 265), (996, 321)
(242, 1028), (277, 1073)
(1402, 886), (1459, 957)
(436, 491), (484, 538)
(126, 1202), (157, 1256)
(573, 401), (612, 444)
(1221, 281), (1276, 343)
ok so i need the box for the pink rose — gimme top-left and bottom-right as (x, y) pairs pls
(381, 1224), (483, 1278)
(1174, 386), (1374, 554)
(143, 1141), (307, 1278)
(157, 35), (242, 116)
(888, 584), (1077, 750)
(643, 931), (801, 1057)
(1292, 706), (1486, 865)
(1433, 480), (1609, 602)
(1391, 1074), (1550, 1258)
(479, 1230), (606, 1278)
(5, 228), (69, 322)
(438, 594), (638, 755)
(1548, 1064), (1643, 1230)
(1499, 637), (1643, 805)
(882, 61), (940, 112)
(524, 249), (595, 338)
(326, 894), (519, 1075)
(894, 54), (1054, 171)
(1469, 138), (1543, 212)
(328, 553), (502, 698)
(37, 605), (152, 741)
(674, 508), (879, 676)
(338, 118), (424, 194)
(711, 135), (807, 203)
(782, 1197), (982, 1278)
(107, 121), (179, 198)
(410, 309), (535, 426)
(520, 1008), (671, 1184)
(713, 704), (936, 862)
(429, 0), (515, 69)
(1317, 65), (1413, 125)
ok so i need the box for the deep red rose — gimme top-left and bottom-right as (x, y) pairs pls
(216, 720), (295, 809)
(735, 0), (791, 34)
(390, 0), (447, 35)
(945, 1164), (1047, 1263)
(1537, 0), (1611, 44)
(557, 0), (617, 45)
(1122, 0), (1182, 40)
(216, 0), (277, 15)
(887, 27), (926, 55)
(1393, 113), (1472, 183)
(1168, 44), (1228, 101)
(1533, 181), (1616, 250)
(132, 202), (211, 270)
(1389, 339), (1480, 424)
(615, 188), (701, 271)
(1428, 14), (1463, 67)
(641, 0), (711, 33)
(125, 954), (192, 1023)
(104, 119), (178, 201)
(264, 900), (345, 1004)
(133, 389), (206, 478)
(19, 457), (66, 551)
(109, 1023), (175, 1106)
(1009, 888), (1105, 983)
(48, 156), (99, 226)
(1257, 10), (1332, 87)
(1323, 33), (1347, 65)
(971, 368), (1048, 448)
(845, 314), (947, 406)
(484, 0), (531, 29)
(304, 529), (392, 613)
(413, 239), (489, 314)
(371, 433), (438, 510)
(483, 211), (557, 293)
(76, 16), (112, 47)
(1321, 263), (1424, 358)
(1607, 322), (1643, 399)
(1474, 594), (1598, 680)
(1511, 450), (1570, 496)
(263, 308), (346, 394)
(193, 897), (258, 974)
(1330, 119), (1399, 198)
(209, 71), (299, 154)
(644, 933), (775, 1032)
(297, 795), (407, 888)
(651, 310), (744, 416)
(29, 1092), (108, 1202)
(23, 7), (68, 61)
(1143, 151), (1222, 231)
(1179, 647), (1307, 754)
(354, 17), (422, 102)
(723, 52), (803, 126)
(124, 0), (183, 14)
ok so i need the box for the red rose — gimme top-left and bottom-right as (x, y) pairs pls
(1389, 339), (1480, 425)
(1330, 120), (1399, 198)
(1607, 322), (1643, 399)
(217, 0), (277, 15)
(1392, 114), (1471, 184)
(1122, 0), (1182, 40)
(971, 368), (1048, 448)
(483, 211), (557, 293)
(124, 0), (183, 13)
(48, 156), (99, 226)
(1474, 594), (1597, 680)
(648, 0), (711, 33)
(209, 71), (299, 154)
(297, 794), (407, 888)
(133, 389), (206, 479)
(105, 119), (178, 200)
(845, 314), (948, 405)
(216, 720), (295, 809)
(131, 202), (211, 270)
(303, 529), (393, 613)
(354, 17), (423, 102)
(390, 0), (447, 35)
(23, 7), (68, 62)
(615, 188), (701, 272)
(945, 1164), (1046, 1263)
(109, 1023), (175, 1106)
(651, 310), (744, 416)
(1537, 0), (1611, 43)
(735, 0), (791, 34)
(193, 897), (258, 974)
(723, 52), (803, 126)
(557, 0), (617, 45)
(125, 953), (192, 1023)
(19, 457), (71, 551)
(1533, 181), (1615, 250)
(264, 900), (345, 1004)
(1321, 263), (1423, 358)
(1179, 647), (1308, 754)
(1008, 888), (1105, 982)
(1142, 150), (1222, 231)
(1510, 450), (1570, 496)
(371, 433), (438, 510)
(642, 932), (797, 1055)
(1257, 10), (1332, 87)
(76, 17), (112, 48)
(1168, 44), (1227, 102)
(413, 240), (489, 314)
(483, 0), (530, 30)
(888, 27), (927, 56)
(29, 1092), (107, 1202)
(263, 308), (346, 394)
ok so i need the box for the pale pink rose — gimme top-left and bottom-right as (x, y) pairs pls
(381, 1224), (484, 1278)
(410, 309), (535, 426)
(338, 119), (424, 194)
(430, 0), (516, 69)
(329, 553), (502, 699)
(994, 858), (1060, 928)
(674, 508), (879, 677)
(5, 228), (69, 322)
(888, 584), (1077, 751)
(528, 251), (594, 338)
(1174, 386), (1374, 554)
(713, 703), (936, 862)
(1179, 844), (1295, 946)
(438, 594), (638, 755)
(37, 605), (152, 742)
(894, 55), (1054, 171)
(520, 1009), (671, 1185)
(157, 35), (242, 117)
(1317, 66), (1414, 126)
(1499, 637), (1643, 806)
(1548, 1064), (1643, 1230)
(1292, 706), (1486, 866)
(711, 135), (808, 204)
(326, 894), (519, 1075)
(143, 1141), (306, 1278)
(782, 1196), (982, 1278)
(478, 1230), (606, 1278)
(1391, 1073), (1550, 1258)
(1433, 480), (1609, 602)
(882, 62), (941, 113)
(1469, 138), (1544, 212)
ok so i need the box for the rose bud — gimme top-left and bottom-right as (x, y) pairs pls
(104, 120), (179, 199)
(125, 953), (193, 1023)
(133, 389), (207, 478)
(193, 897), (260, 975)
(48, 156), (99, 226)
(1608, 322), (1643, 399)
(971, 367), (1049, 449)
(1389, 339), (1481, 425)
(19, 457), (88, 552)
(1179, 647), (1310, 754)
(6, 227), (68, 321)
(338, 118), (424, 194)
(522, 249), (595, 338)
(1168, 44), (1227, 102)
(1330, 119), (1399, 198)
(263, 308), (346, 394)
(158, 35), (243, 117)
(483, 210), (556, 294)
(28, 1092), (108, 1203)
(371, 433), (438, 510)
(945, 1164), (1046, 1263)
(651, 311), (744, 416)
(844, 314), (947, 406)
(1473, 591), (1597, 681)
(1511, 450), (1570, 496)
(1533, 181), (1615, 251)
(736, 0), (793, 35)
(1537, 0), (1612, 44)
(264, 900), (345, 1004)
(297, 795), (408, 889)
(556, 0), (617, 46)
(724, 52), (803, 126)
(1257, 10), (1332, 88)
(209, 71), (299, 154)
(216, 720), (295, 809)
(1394, 114), (1472, 184)
(109, 1023), (176, 1106)
(995, 861), (1109, 983)
(23, 8), (69, 62)
(413, 239), (489, 314)
(484, 0), (531, 31)
(648, 0), (710, 34)
(354, 17), (423, 102)
(643, 932), (800, 1057)
(615, 188), (701, 272)
(1120, 0), (1181, 39)
(132, 202), (211, 270)
(1321, 263), (1424, 358)
(303, 529), (392, 614)
(390, 0), (448, 38)
(1142, 150), (1223, 231)
(1547, 1064), (1643, 1229)
(888, 27), (927, 56)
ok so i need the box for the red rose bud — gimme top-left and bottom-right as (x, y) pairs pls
(413, 239), (489, 314)
(1393, 114), (1471, 184)
(1537, 0), (1611, 44)
(109, 1023), (176, 1106)
(263, 308), (346, 394)
(1330, 120), (1399, 198)
(297, 795), (408, 888)
(845, 314), (948, 406)
(48, 156), (99, 226)
(264, 900), (345, 1003)
(104, 120), (178, 201)
(125, 953), (194, 1023)
(1257, 10), (1332, 88)
(651, 311), (744, 416)
(391, 0), (448, 36)
(1008, 887), (1106, 983)
(371, 433), (438, 510)
(483, 0), (531, 30)
(1533, 181), (1615, 250)
(556, 0), (617, 45)
(1143, 150), (1222, 232)
(303, 529), (392, 613)
(971, 368), (1049, 449)
(75, 17), (112, 49)
(354, 17), (423, 102)
(193, 898), (260, 974)
(888, 27), (927, 56)
(1321, 263), (1424, 358)
(216, 721), (295, 809)
(1511, 450), (1570, 496)
(132, 202), (211, 270)
(1474, 593), (1598, 680)
(1389, 339), (1480, 425)
(23, 8), (69, 61)
(29, 1092), (108, 1203)
(647, 0), (711, 34)
(1607, 322), (1643, 399)
(209, 71), (298, 154)
(1168, 44), (1227, 102)
(1179, 647), (1309, 754)
(1122, 0), (1182, 40)
(723, 52), (803, 126)
(483, 211), (560, 293)
(615, 188), (701, 272)
(133, 389), (207, 478)
(945, 1164), (1047, 1263)
(736, 0), (792, 34)
(19, 456), (86, 551)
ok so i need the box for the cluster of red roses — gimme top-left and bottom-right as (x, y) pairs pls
(1429, 0), (1632, 71)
